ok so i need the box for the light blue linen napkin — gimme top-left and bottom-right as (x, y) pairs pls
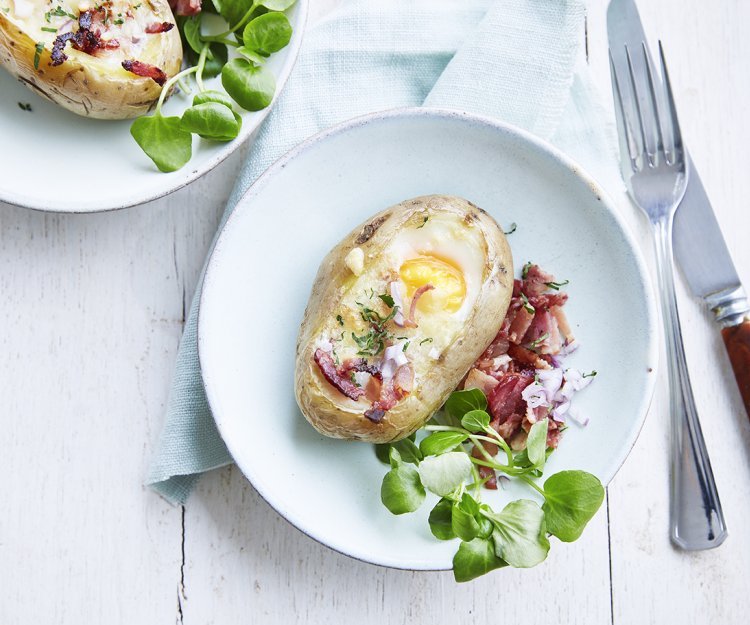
(147, 0), (621, 504)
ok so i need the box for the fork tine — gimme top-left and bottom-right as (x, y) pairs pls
(625, 45), (650, 163)
(658, 40), (684, 165)
(641, 42), (665, 158)
(608, 49), (638, 169)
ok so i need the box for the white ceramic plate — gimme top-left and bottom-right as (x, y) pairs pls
(198, 108), (658, 570)
(0, 1), (307, 213)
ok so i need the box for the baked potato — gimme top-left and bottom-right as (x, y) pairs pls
(295, 195), (514, 443)
(0, 0), (182, 119)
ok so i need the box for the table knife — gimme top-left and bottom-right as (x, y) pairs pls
(608, 0), (750, 417)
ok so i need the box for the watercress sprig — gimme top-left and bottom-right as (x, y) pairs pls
(375, 388), (605, 582)
(130, 0), (296, 172)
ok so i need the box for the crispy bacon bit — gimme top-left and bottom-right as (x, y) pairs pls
(50, 9), (120, 67)
(314, 349), (365, 401)
(487, 374), (533, 423)
(464, 368), (499, 397)
(169, 0), (202, 15)
(121, 59), (168, 85)
(145, 21), (175, 33)
(365, 363), (413, 423)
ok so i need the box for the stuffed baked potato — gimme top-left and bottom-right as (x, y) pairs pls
(0, 0), (182, 119)
(295, 195), (514, 443)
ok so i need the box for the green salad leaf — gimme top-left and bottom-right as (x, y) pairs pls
(542, 470), (605, 542)
(130, 116), (192, 173)
(453, 538), (507, 583)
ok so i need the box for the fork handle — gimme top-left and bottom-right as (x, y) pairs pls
(653, 216), (728, 550)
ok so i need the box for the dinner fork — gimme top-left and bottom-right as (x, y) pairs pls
(609, 43), (727, 550)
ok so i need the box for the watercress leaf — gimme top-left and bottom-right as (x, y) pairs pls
(243, 11), (292, 55)
(221, 58), (276, 111)
(374, 443), (391, 465)
(445, 389), (487, 420)
(526, 419), (549, 469)
(388, 446), (402, 469)
(130, 115), (192, 173)
(381, 464), (425, 515)
(236, 45), (267, 65)
(460, 409), (491, 433)
(182, 15), (203, 55)
(202, 0), (220, 13)
(542, 470), (605, 542)
(392, 437), (422, 465)
(477, 515), (494, 539)
(483, 499), (550, 568)
(458, 492), (480, 516)
(216, 0), (251, 29)
(428, 498), (455, 540)
(513, 449), (531, 468)
(192, 89), (234, 109)
(180, 102), (240, 141)
(452, 538), (507, 583)
(419, 431), (468, 457)
(417, 452), (472, 497)
(452, 502), (480, 542)
(259, 0), (296, 10)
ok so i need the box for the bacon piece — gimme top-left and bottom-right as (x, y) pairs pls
(529, 291), (568, 309)
(364, 363), (413, 423)
(313, 349), (365, 401)
(508, 306), (535, 343)
(146, 21), (175, 33)
(507, 343), (549, 370)
(522, 264), (555, 296)
(494, 412), (523, 441)
(487, 374), (533, 423)
(50, 9), (120, 67)
(551, 305), (574, 343)
(464, 368), (499, 397)
(522, 308), (562, 355)
(121, 59), (168, 85)
(169, 0), (202, 16)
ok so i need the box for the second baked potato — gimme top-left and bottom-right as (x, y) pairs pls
(0, 0), (182, 119)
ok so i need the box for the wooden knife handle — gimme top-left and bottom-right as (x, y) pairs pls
(721, 317), (750, 418)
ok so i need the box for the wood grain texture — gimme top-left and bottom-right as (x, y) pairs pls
(722, 319), (750, 418)
(1, 1), (749, 623)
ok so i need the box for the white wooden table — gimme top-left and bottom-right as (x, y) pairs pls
(2, 1), (750, 623)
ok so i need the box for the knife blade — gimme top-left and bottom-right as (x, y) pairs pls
(608, 0), (750, 417)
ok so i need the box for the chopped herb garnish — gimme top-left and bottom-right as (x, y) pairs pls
(582, 370), (598, 378)
(17, 102), (32, 111)
(504, 222), (517, 235)
(522, 261), (533, 280)
(114, 17), (123, 24)
(416, 216), (429, 228)
(45, 6), (76, 21)
(521, 292), (535, 314)
(545, 279), (570, 291)
(402, 341), (410, 352)
(41, 26), (57, 32)
(419, 337), (433, 345)
(378, 293), (395, 308)
(350, 372), (361, 387)
(134, 2), (141, 7)
(529, 332), (549, 348)
(33, 41), (45, 70)
(336, 314), (344, 326)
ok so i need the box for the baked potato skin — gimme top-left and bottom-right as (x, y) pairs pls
(0, 1), (182, 119)
(295, 195), (514, 444)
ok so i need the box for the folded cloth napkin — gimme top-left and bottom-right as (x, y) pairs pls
(147, 0), (621, 505)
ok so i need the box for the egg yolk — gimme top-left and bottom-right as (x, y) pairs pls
(399, 255), (466, 314)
